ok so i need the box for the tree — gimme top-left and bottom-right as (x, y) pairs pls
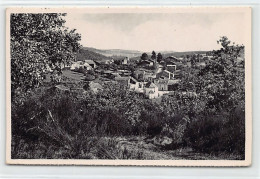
(190, 54), (196, 68)
(151, 51), (156, 60)
(198, 36), (245, 111)
(11, 13), (81, 96)
(140, 53), (148, 61)
(157, 53), (163, 62)
(217, 36), (231, 50)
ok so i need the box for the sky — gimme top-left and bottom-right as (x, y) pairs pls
(64, 12), (246, 52)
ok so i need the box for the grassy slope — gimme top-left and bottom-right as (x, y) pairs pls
(163, 51), (210, 58)
(129, 51), (210, 61)
(76, 48), (112, 62)
(83, 47), (143, 58)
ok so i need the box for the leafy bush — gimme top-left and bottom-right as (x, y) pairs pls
(183, 108), (245, 157)
(11, 84), (158, 158)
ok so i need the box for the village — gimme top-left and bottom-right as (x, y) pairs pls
(47, 51), (213, 100)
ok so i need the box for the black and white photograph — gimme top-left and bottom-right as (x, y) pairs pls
(6, 7), (252, 166)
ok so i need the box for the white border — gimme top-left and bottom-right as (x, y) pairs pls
(5, 6), (252, 167)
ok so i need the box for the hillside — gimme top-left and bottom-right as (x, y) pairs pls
(76, 48), (112, 62)
(129, 51), (210, 61)
(79, 47), (210, 62)
(164, 51), (210, 58)
(83, 47), (143, 58)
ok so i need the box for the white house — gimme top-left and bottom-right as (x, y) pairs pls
(160, 70), (174, 80)
(70, 61), (83, 70)
(122, 57), (129, 64)
(70, 61), (92, 71)
(144, 81), (159, 99)
(85, 60), (96, 68)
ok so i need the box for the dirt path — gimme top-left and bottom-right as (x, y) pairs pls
(110, 136), (241, 160)
(93, 136), (241, 160)
(114, 136), (186, 160)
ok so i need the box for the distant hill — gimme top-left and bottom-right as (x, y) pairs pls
(76, 48), (112, 62)
(83, 47), (143, 58)
(164, 51), (210, 58)
(79, 47), (210, 62)
(130, 51), (210, 61)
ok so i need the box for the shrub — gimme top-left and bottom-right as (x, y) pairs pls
(84, 74), (95, 81)
(183, 108), (245, 157)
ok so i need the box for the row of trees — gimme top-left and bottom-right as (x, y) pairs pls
(140, 51), (163, 62)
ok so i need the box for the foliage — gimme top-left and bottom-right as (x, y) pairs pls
(141, 53), (148, 61)
(151, 51), (156, 60)
(11, 13), (81, 96)
(198, 36), (245, 111)
(183, 108), (245, 157)
(11, 36), (245, 159)
(76, 48), (111, 61)
(157, 52), (163, 62)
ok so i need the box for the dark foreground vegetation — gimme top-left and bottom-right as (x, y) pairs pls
(11, 13), (245, 160)
(11, 81), (245, 159)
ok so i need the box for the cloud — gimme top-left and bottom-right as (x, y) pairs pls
(65, 12), (246, 52)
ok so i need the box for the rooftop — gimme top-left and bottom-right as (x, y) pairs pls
(85, 60), (96, 65)
(115, 76), (130, 81)
(145, 81), (157, 88)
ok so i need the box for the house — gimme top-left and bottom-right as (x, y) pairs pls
(115, 76), (131, 86)
(138, 60), (154, 67)
(103, 70), (114, 75)
(111, 72), (121, 77)
(147, 60), (155, 66)
(165, 56), (179, 63)
(173, 70), (181, 79)
(58, 62), (70, 69)
(154, 79), (169, 91)
(103, 59), (114, 64)
(82, 62), (92, 70)
(165, 61), (176, 66)
(160, 70), (174, 80)
(122, 57), (129, 64)
(166, 64), (176, 72)
(102, 70), (116, 79)
(114, 76), (144, 90)
(143, 72), (156, 81)
(201, 53), (207, 57)
(133, 69), (145, 80)
(144, 81), (159, 99)
(97, 59), (114, 65)
(133, 69), (155, 81)
(129, 77), (142, 91)
(85, 60), (96, 68)
(70, 61), (83, 70)
(70, 61), (93, 71)
(118, 70), (132, 76)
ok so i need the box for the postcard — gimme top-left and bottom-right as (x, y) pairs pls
(6, 6), (252, 166)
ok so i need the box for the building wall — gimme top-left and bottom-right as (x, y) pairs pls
(161, 71), (174, 79)
(145, 86), (159, 99)
(156, 83), (168, 91)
